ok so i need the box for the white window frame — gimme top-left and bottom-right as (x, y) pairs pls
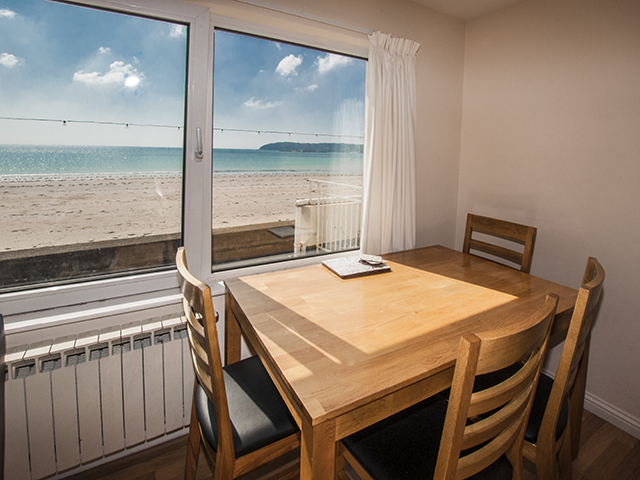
(1, 0), (369, 326)
(1, 0), (211, 320)
(201, 2), (369, 292)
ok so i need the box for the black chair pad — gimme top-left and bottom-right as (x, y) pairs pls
(342, 396), (513, 480)
(195, 355), (298, 457)
(527, 372), (570, 444)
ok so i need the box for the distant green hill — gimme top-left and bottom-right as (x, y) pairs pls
(259, 142), (364, 153)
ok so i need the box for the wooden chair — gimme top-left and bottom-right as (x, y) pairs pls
(463, 214), (537, 273)
(336, 295), (559, 480)
(177, 247), (300, 480)
(521, 257), (605, 480)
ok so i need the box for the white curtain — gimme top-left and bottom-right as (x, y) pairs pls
(361, 31), (420, 255)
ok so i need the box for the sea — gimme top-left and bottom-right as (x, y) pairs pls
(0, 145), (363, 179)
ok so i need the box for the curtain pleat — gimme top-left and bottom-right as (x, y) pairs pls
(361, 31), (419, 255)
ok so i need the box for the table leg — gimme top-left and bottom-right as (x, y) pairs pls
(300, 418), (336, 480)
(224, 292), (242, 365)
(570, 331), (591, 459)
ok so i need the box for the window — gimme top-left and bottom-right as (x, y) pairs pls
(0, 0), (189, 291)
(0, 0), (366, 317)
(211, 30), (366, 271)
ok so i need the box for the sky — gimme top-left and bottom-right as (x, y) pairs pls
(0, 0), (188, 147)
(212, 30), (366, 149)
(0, 0), (366, 149)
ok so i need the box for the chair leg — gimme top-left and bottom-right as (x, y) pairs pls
(185, 395), (201, 480)
(506, 432), (525, 480)
(535, 443), (556, 480)
(335, 449), (348, 480)
(570, 333), (591, 459)
(557, 425), (573, 480)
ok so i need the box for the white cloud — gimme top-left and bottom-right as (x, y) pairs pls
(307, 84), (318, 92)
(0, 53), (20, 68)
(0, 9), (16, 18)
(168, 24), (186, 39)
(317, 53), (352, 74)
(244, 96), (281, 109)
(98, 47), (111, 54)
(73, 61), (142, 87)
(276, 54), (302, 77)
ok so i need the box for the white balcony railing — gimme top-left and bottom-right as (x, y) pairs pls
(294, 179), (362, 256)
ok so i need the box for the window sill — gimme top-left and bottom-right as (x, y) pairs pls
(1, 248), (359, 336)
(0, 269), (180, 320)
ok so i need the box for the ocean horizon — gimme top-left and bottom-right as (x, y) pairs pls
(0, 144), (363, 178)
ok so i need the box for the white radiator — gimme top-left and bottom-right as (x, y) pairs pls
(4, 316), (195, 480)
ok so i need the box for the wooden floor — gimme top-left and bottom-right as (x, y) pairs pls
(66, 410), (639, 480)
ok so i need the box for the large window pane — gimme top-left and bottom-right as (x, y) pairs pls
(0, 0), (188, 290)
(212, 30), (366, 270)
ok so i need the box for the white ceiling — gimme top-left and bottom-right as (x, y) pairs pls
(409, 0), (526, 20)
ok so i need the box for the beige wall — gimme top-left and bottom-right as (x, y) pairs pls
(459, 0), (640, 432)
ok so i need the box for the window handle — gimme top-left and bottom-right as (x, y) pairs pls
(195, 127), (203, 161)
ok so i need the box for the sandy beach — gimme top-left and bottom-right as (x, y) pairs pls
(1, 172), (362, 251)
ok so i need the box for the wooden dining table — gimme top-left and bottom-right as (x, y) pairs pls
(224, 245), (579, 480)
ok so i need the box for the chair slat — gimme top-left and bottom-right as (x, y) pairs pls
(463, 381), (532, 450)
(469, 352), (539, 416)
(186, 327), (209, 366)
(468, 239), (524, 264)
(475, 297), (554, 375)
(457, 416), (523, 480)
(576, 325), (591, 348)
(469, 215), (532, 243)
(191, 352), (213, 394)
(568, 342), (586, 372)
(463, 214), (537, 273)
(184, 302), (206, 338)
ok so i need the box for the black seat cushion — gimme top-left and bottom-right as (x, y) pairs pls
(342, 396), (513, 480)
(194, 355), (298, 457)
(526, 372), (570, 444)
(474, 365), (569, 444)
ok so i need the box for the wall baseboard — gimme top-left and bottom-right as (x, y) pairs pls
(541, 367), (640, 441)
(584, 392), (640, 440)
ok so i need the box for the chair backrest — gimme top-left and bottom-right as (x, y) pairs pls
(176, 247), (235, 461)
(434, 294), (558, 480)
(463, 214), (537, 273)
(537, 257), (604, 446)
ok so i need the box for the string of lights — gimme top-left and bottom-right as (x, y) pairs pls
(0, 116), (364, 140)
(214, 127), (363, 140)
(0, 116), (180, 129)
